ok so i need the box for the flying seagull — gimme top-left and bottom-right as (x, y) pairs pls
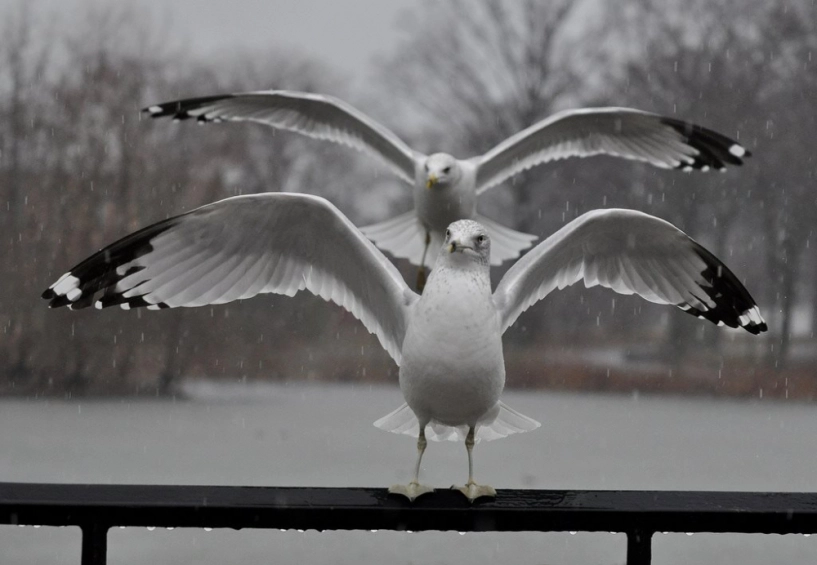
(143, 90), (751, 289)
(43, 193), (766, 501)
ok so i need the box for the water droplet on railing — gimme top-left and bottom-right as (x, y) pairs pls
(146, 526), (156, 531)
(204, 527), (213, 532)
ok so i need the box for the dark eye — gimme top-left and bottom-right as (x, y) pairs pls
(445, 229), (451, 238)
(476, 235), (486, 244)
(443, 166), (451, 173)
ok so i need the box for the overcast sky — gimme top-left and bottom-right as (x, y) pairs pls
(1, 0), (415, 84)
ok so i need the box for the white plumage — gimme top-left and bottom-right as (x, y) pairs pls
(144, 91), (750, 285)
(43, 193), (766, 500)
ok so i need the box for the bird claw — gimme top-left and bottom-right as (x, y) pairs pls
(452, 481), (496, 502)
(389, 481), (435, 502)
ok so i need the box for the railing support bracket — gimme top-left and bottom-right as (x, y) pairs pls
(81, 522), (108, 565)
(627, 529), (653, 565)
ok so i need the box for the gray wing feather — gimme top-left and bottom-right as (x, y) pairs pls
(145, 90), (421, 184)
(493, 209), (766, 335)
(42, 193), (417, 364)
(473, 108), (749, 194)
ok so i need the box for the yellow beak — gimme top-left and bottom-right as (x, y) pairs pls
(426, 174), (437, 189)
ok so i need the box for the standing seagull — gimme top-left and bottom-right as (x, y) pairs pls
(43, 193), (766, 501)
(144, 90), (751, 289)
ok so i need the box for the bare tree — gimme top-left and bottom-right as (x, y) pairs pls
(574, 0), (817, 368)
(0, 1), (54, 383)
(378, 0), (578, 232)
(2, 0), (811, 398)
(0, 1), (370, 395)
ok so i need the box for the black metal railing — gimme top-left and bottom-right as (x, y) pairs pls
(2, 482), (817, 565)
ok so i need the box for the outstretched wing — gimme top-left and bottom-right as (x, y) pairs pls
(144, 90), (421, 184)
(43, 193), (417, 364)
(473, 108), (750, 194)
(493, 208), (766, 335)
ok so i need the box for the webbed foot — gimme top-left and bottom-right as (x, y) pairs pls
(389, 481), (435, 502)
(452, 481), (496, 502)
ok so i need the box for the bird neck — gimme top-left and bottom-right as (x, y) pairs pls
(425, 257), (492, 297)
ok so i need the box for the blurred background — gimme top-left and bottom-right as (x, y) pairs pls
(1, 0), (814, 398)
(1, 1), (817, 563)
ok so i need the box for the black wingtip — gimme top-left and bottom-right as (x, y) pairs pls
(660, 117), (751, 171)
(43, 216), (181, 311)
(47, 294), (74, 309)
(142, 94), (235, 121)
(682, 242), (767, 335)
(744, 320), (768, 336)
(95, 293), (168, 311)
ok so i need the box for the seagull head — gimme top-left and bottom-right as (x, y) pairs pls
(424, 153), (460, 189)
(442, 220), (490, 266)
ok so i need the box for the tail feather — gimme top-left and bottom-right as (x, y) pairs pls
(475, 213), (538, 266)
(359, 211), (427, 266)
(373, 402), (418, 435)
(477, 402), (541, 441)
(373, 401), (540, 443)
(361, 211), (536, 268)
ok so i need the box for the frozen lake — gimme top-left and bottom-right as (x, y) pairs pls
(2, 382), (817, 564)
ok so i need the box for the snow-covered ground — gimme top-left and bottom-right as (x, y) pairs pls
(2, 381), (816, 564)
